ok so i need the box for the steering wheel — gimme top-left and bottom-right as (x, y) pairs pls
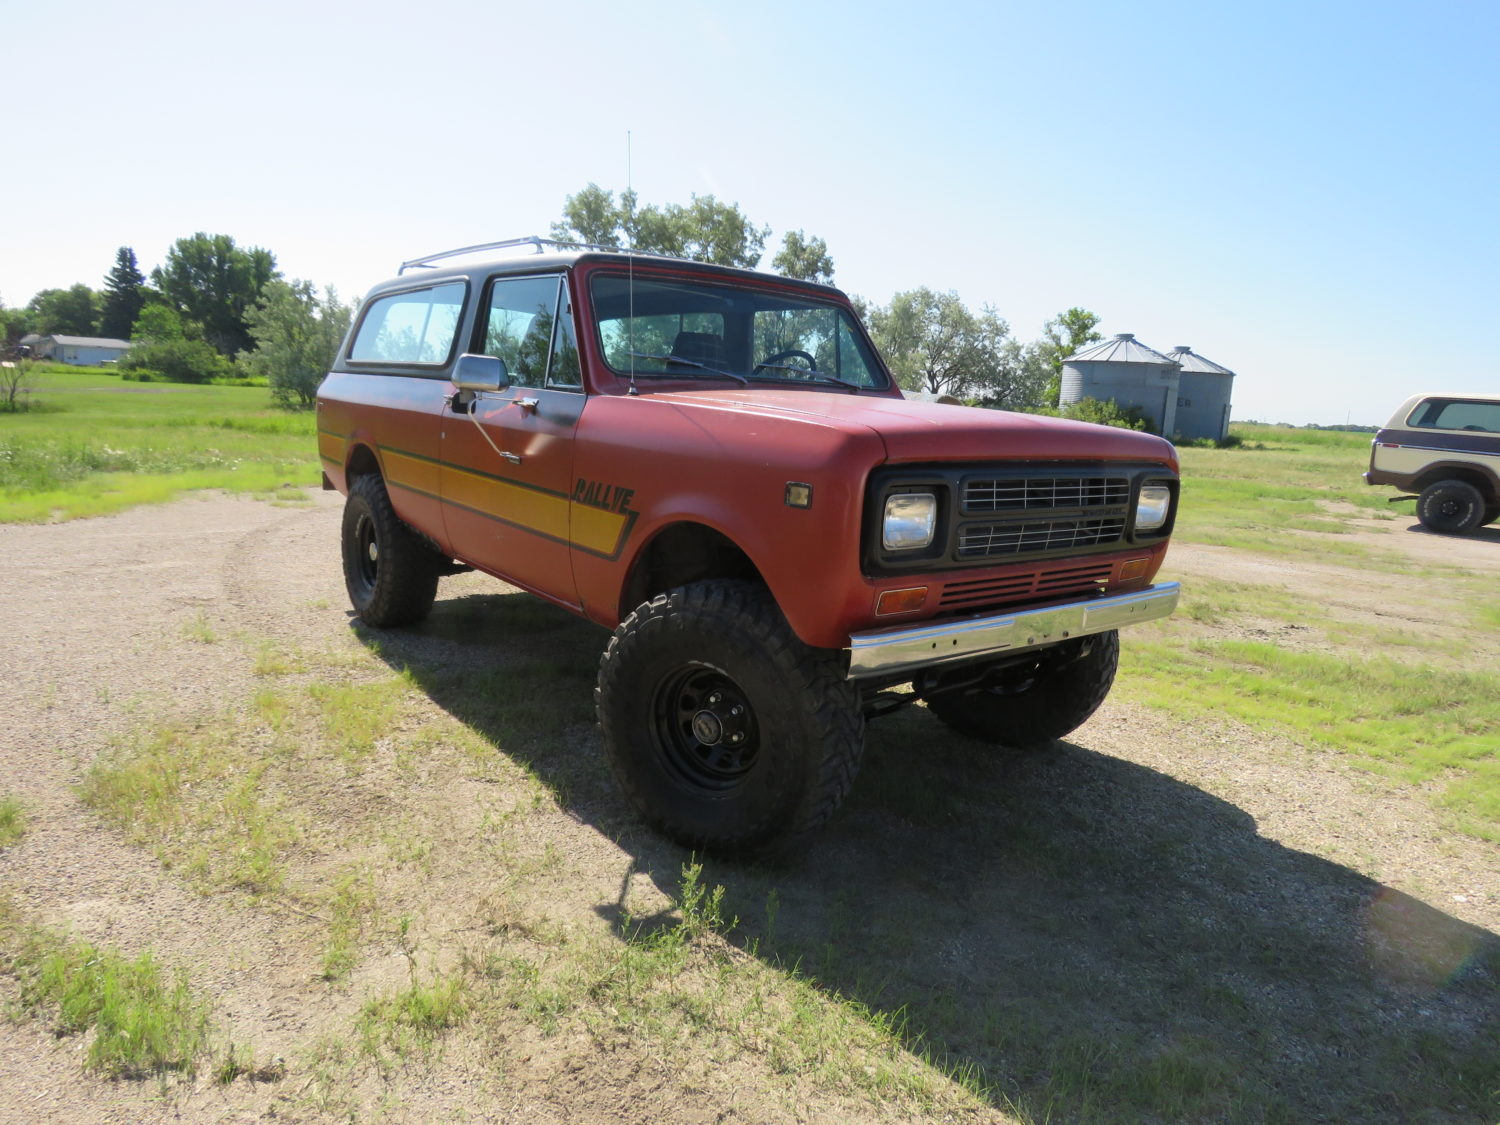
(752, 348), (818, 376)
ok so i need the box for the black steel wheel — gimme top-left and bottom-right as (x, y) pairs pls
(340, 474), (442, 627)
(652, 666), (762, 794)
(596, 580), (863, 858)
(1416, 479), (1485, 536)
(924, 631), (1119, 749)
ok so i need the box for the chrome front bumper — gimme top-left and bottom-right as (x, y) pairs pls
(846, 582), (1180, 681)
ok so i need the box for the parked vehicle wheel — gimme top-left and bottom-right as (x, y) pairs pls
(1415, 479), (1486, 535)
(596, 580), (864, 858)
(341, 474), (442, 627)
(924, 631), (1119, 749)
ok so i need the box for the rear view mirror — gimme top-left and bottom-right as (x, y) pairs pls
(452, 353), (509, 392)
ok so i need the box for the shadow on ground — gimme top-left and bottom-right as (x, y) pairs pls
(363, 589), (1500, 1125)
(1402, 521), (1500, 546)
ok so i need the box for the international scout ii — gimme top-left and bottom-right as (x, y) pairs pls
(316, 238), (1181, 856)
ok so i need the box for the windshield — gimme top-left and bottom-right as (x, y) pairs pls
(589, 274), (889, 389)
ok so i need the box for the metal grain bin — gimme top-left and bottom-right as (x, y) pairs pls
(1060, 333), (1181, 437)
(1163, 347), (1235, 442)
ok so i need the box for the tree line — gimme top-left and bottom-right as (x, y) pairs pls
(1, 236), (348, 408)
(2, 187), (1126, 422)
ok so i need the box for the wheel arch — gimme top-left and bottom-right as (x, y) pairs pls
(345, 441), (382, 484)
(1413, 462), (1500, 500)
(618, 521), (766, 621)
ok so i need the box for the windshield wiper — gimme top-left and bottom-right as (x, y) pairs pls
(627, 351), (748, 385)
(748, 364), (861, 391)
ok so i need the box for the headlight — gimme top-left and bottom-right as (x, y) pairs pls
(1136, 484), (1172, 532)
(883, 492), (937, 550)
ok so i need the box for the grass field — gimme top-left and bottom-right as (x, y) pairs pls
(0, 365), (318, 522)
(1123, 424), (1500, 842)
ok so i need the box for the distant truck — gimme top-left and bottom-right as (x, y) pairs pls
(316, 238), (1182, 856)
(1366, 392), (1500, 535)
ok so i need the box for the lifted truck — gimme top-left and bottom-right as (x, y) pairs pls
(316, 237), (1181, 857)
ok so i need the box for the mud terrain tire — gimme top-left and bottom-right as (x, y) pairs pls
(596, 580), (864, 859)
(925, 631), (1119, 749)
(341, 474), (443, 627)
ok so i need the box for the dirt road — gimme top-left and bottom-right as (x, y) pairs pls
(0, 493), (1495, 1123)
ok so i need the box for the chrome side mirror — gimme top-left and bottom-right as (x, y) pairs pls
(452, 353), (510, 392)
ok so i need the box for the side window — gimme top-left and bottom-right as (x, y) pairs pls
(1410, 399), (1493, 431)
(1421, 400), (1500, 432)
(546, 280), (582, 391)
(349, 282), (465, 364)
(482, 275), (562, 386)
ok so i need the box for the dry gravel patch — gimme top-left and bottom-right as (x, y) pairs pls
(0, 491), (1495, 1123)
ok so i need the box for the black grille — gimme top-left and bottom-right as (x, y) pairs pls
(963, 475), (1130, 513)
(865, 461), (1173, 575)
(959, 518), (1127, 558)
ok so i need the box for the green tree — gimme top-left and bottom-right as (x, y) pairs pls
(772, 230), (835, 283)
(867, 288), (1015, 399)
(1035, 307), (1103, 404)
(552, 183), (625, 247)
(99, 247), (148, 339)
(130, 302), (188, 343)
(28, 285), (101, 336)
(0, 301), (38, 348)
(151, 233), (279, 357)
(552, 184), (771, 268)
(122, 302), (226, 383)
(981, 338), (1055, 411)
(241, 280), (353, 408)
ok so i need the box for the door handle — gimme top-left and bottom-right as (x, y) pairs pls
(514, 397), (539, 412)
(498, 451), (522, 465)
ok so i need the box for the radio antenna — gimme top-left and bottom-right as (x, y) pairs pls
(626, 129), (639, 396)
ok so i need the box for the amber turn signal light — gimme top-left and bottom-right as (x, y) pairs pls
(875, 587), (928, 615)
(1119, 558), (1151, 582)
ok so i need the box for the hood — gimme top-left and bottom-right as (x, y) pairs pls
(644, 388), (1179, 467)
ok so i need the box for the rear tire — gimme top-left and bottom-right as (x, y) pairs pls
(595, 580), (864, 859)
(924, 632), (1119, 749)
(1416, 479), (1485, 535)
(341, 474), (442, 627)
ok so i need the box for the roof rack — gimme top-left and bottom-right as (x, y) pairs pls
(398, 236), (684, 274)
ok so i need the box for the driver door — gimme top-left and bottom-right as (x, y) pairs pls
(441, 273), (584, 607)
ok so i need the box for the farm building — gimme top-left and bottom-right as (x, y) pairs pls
(1060, 333), (1181, 437)
(26, 334), (133, 366)
(1164, 346), (1236, 442)
(1059, 333), (1237, 442)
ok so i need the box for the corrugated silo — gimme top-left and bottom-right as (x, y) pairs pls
(1060, 333), (1180, 437)
(1164, 346), (1235, 442)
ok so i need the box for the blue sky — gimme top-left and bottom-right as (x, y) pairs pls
(6, 0), (1496, 425)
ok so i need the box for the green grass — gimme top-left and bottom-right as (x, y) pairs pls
(0, 795), (28, 846)
(1122, 638), (1500, 838)
(1, 909), (212, 1077)
(0, 367), (317, 522)
(1172, 424), (1402, 563)
(79, 720), (298, 894)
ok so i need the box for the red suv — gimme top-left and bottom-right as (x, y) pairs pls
(317, 238), (1180, 856)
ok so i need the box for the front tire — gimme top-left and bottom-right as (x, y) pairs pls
(595, 580), (864, 858)
(924, 631), (1119, 749)
(1416, 479), (1486, 535)
(340, 474), (442, 627)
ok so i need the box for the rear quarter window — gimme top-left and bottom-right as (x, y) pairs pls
(349, 282), (467, 365)
(1408, 399), (1500, 433)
